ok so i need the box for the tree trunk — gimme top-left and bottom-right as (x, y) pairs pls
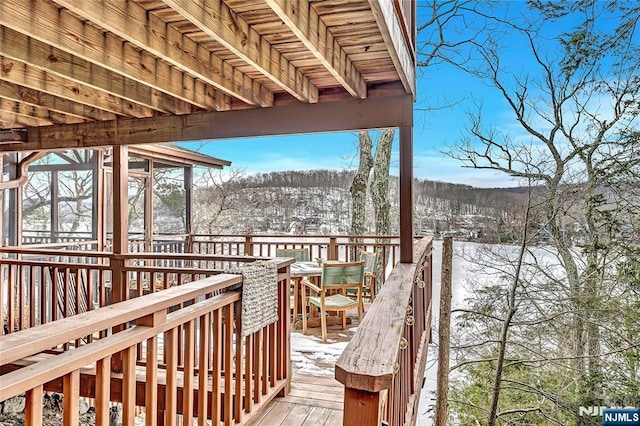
(371, 129), (394, 289)
(349, 132), (373, 260)
(487, 193), (532, 426)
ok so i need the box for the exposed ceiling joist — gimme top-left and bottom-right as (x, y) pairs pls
(50, 0), (274, 107)
(0, 56), (154, 118)
(164, 0), (319, 103)
(0, 110), (50, 128)
(0, 26), (193, 115)
(266, 0), (367, 99)
(0, 98), (84, 125)
(0, 81), (116, 122)
(0, 0), (229, 111)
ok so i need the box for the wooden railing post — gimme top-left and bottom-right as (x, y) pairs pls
(244, 235), (253, 256)
(344, 388), (381, 425)
(328, 237), (338, 260)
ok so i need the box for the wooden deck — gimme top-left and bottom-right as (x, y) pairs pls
(252, 374), (344, 426)
(249, 307), (368, 425)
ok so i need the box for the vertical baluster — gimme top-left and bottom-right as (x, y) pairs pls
(234, 303), (242, 422)
(268, 321), (276, 388)
(64, 268), (70, 318)
(7, 265), (15, 332)
(261, 326), (268, 396)
(29, 266), (36, 327)
(253, 329), (262, 405)
(25, 385), (44, 426)
(211, 309), (223, 424)
(198, 313), (210, 425)
(182, 320), (195, 426)
(244, 333), (253, 414)
(224, 303), (233, 426)
(18, 265), (25, 330)
(63, 370), (80, 426)
(122, 346), (137, 425)
(165, 328), (178, 426)
(145, 335), (158, 426)
(95, 356), (111, 426)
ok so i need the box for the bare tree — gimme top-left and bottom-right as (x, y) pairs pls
(192, 167), (245, 234)
(349, 131), (374, 258)
(371, 129), (395, 289)
(440, 2), (639, 424)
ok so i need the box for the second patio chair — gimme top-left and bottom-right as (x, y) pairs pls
(360, 250), (378, 302)
(275, 247), (310, 262)
(276, 247), (311, 323)
(301, 260), (365, 343)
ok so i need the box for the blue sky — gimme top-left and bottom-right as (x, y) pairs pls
(178, 2), (608, 188)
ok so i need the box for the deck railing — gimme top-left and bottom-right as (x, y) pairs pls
(191, 234), (404, 285)
(0, 256), (292, 425)
(336, 237), (433, 426)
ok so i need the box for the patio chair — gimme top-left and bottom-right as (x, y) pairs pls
(345, 250), (377, 306)
(360, 250), (378, 302)
(276, 247), (311, 323)
(301, 260), (365, 343)
(275, 247), (310, 262)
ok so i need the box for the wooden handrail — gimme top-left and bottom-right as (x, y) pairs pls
(0, 274), (241, 365)
(335, 262), (415, 391)
(0, 292), (240, 400)
(335, 237), (433, 425)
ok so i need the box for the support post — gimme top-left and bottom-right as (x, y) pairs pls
(112, 145), (129, 303)
(93, 150), (105, 250)
(8, 154), (18, 245)
(184, 166), (193, 236)
(111, 146), (129, 372)
(51, 170), (59, 243)
(144, 160), (153, 252)
(399, 124), (413, 263)
(435, 236), (453, 426)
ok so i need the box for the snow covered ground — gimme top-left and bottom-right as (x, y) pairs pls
(288, 240), (476, 425)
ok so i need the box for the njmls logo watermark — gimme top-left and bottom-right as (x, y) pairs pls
(579, 406), (640, 426)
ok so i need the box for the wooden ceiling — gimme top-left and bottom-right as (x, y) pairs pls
(0, 0), (416, 151)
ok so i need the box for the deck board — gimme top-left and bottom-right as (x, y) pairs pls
(251, 373), (344, 425)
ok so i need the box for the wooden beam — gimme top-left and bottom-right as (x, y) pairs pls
(0, 129), (26, 143)
(399, 124), (413, 263)
(9, 94), (414, 151)
(0, 97), (84, 125)
(128, 145), (230, 168)
(48, 0), (273, 107)
(0, 81), (116, 122)
(0, 57), (153, 118)
(368, 0), (415, 97)
(0, 26), (192, 115)
(266, 0), (367, 99)
(163, 0), (319, 103)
